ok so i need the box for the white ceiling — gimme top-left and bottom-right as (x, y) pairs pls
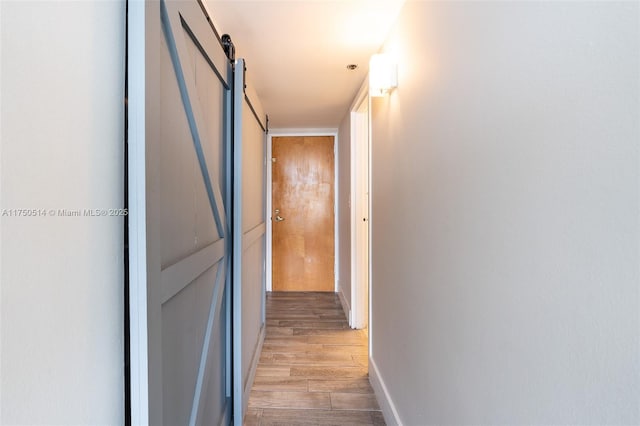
(205, 0), (405, 129)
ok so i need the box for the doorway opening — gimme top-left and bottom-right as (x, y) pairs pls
(350, 89), (370, 331)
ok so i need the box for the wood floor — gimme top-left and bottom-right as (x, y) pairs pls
(244, 292), (385, 426)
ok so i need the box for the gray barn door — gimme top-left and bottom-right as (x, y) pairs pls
(232, 59), (268, 423)
(128, 1), (232, 424)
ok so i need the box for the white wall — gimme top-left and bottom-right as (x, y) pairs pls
(369, 1), (639, 424)
(337, 113), (352, 313)
(1, 1), (125, 423)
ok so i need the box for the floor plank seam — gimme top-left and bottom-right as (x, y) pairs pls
(245, 292), (385, 425)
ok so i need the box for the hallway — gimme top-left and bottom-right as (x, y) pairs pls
(244, 292), (384, 425)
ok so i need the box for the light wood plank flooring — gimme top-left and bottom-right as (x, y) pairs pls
(244, 292), (385, 426)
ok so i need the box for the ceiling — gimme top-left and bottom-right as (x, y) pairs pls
(205, 0), (405, 129)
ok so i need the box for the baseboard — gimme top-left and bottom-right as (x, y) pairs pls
(337, 288), (351, 325)
(242, 324), (266, 414)
(369, 356), (403, 426)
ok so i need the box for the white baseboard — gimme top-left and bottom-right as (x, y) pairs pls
(242, 324), (266, 414)
(369, 356), (403, 426)
(337, 288), (351, 325)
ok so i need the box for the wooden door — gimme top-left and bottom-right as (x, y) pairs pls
(272, 136), (335, 291)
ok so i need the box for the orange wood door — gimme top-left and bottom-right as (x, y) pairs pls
(272, 136), (335, 291)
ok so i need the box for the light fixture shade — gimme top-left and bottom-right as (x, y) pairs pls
(369, 53), (397, 97)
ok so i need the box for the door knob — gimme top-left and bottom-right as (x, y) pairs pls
(274, 215), (285, 222)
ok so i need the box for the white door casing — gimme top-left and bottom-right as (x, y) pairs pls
(350, 89), (370, 330)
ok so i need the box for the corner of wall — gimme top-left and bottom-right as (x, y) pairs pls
(369, 357), (403, 426)
(338, 287), (351, 325)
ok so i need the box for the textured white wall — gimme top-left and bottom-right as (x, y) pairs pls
(1, 1), (125, 423)
(370, 1), (639, 424)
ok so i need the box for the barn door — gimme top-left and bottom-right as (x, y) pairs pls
(128, 1), (233, 424)
(232, 59), (268, 423)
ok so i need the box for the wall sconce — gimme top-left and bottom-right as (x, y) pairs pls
(369, 53), (397, 97)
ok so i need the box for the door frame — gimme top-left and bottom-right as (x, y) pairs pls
(266, 129), (339, 293)
(350, 85), (371, 330)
